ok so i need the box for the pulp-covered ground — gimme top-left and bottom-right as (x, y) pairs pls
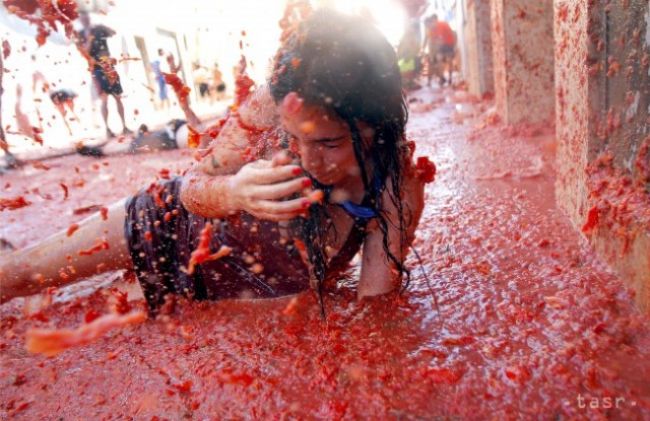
(1, 87), (649, 420)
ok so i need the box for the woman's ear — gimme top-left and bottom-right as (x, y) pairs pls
(281, 92), (304, 115)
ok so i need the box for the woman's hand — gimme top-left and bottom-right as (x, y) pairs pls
(230, 152), (320, 221)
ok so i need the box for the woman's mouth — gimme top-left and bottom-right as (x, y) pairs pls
(304, 169), (334, 188)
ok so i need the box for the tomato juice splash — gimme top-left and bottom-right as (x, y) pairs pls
(3, 0), (79, 46)
(0, 196), (31, 211)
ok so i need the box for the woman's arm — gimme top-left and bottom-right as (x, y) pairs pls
(193, 84), (280, 175)
(179, 85), (316, 220)
(357, 170), (425, 299)
(180, 151), (310, 220)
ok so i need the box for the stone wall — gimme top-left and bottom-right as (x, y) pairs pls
(554, 0), (650, 312)
(465, 0), (494, 97)
(490, 0), (555, 125)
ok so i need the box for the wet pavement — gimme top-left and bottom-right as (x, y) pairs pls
(1, 86), (649, 420)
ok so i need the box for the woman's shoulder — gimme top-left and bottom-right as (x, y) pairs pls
(238, 84), (279, 129)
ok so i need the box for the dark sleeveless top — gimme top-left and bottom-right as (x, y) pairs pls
(124, 177), (372, 313)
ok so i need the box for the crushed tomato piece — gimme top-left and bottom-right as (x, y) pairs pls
(2, 39), (10, 59)
(32, 161), (50, 170)
(421, 367), (464, 384)
(282, 297), (299, 316)
(25, 311), (146, 357)
(581, 206), (599, 233)
(0, 196), (31, 211)
(66, 223), (79, 237)
(186, 222), (232, 275)
(234, 71), (255, 106)
(4, 0), (78, 46)
(415, 156), (436, 183)
(78, 239), (109, 256)
(187, 125), (201, 149)
(162, 72), (190, 106)
(73, 204), (102, 215)
(159, 168), (171, 179)
(59, 183), (69, 200)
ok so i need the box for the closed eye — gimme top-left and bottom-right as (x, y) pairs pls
(284, 129), (346, 148)
(318, 136), (346, 149)
(321, 141), (341, 149)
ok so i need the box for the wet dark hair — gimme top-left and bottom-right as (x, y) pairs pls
(269, 9), (411, 313)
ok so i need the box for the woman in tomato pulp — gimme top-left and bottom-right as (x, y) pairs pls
(0, 10), (428, 313)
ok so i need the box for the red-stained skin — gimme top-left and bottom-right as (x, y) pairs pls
(1, 84), (649, 420)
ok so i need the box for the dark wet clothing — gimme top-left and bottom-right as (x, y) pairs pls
(91, 63), (123, 96)
(78, 25), (123, 95)
(49, 89), (77, 104)
(125, 178), (368, 312)
(129, 120), (186, 152)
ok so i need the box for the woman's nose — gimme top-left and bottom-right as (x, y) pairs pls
(301, 145), (322, 170)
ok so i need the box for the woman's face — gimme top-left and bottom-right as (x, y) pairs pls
(279, 94), (362, 187)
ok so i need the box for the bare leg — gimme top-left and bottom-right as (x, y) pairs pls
(55, 103), (73, 136)
(431, 52), (444, 86)
(114, 94), (129, 132)
(0, 199), (132, 303)
(70, 108), (81, 126)
(100, 93), (112, 136)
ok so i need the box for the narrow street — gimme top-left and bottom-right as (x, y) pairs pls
(1, 85), (649, 419)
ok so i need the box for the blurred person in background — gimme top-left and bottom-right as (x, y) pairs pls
(192, 62), (210, 102)
(397, 19), (422, 90)
(212, 63), (226, 102)
(150, 48), (170, 109)
(422, 14), (456, 87)
(76, 11), (132, 138)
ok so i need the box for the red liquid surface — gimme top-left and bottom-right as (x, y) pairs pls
(1, 88), (649, 419)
